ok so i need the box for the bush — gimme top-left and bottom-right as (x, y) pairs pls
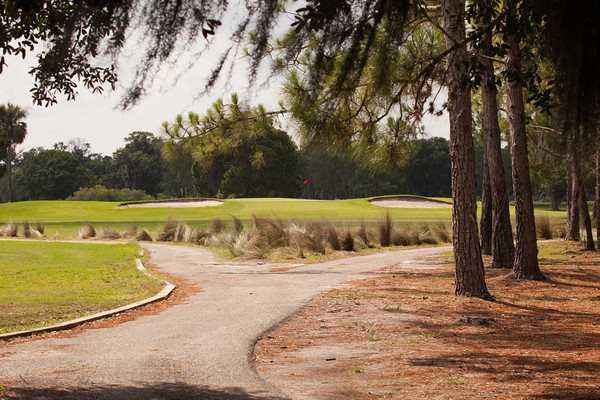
(431, 223), (451, 243)
(418, 229), (439, 245)
(379, 212), (392, 247)
(135, 230), (153, 241)
(158, 220), (178, 241)
(536, 216), (553, 240)
(211, 218), (225, 234)
(302, 222), (326, 254)
(392, 230), (413, 246)
(1, 223), (18, 237)
(232, 216), (244, 234)
(357, 222), (372, 248)
(342, 231), (355, 251)
(78, 223), (96, 239)
(99, 229), (122, 240)
(69, 185), (152, 202)
(326, 226), (341, 251)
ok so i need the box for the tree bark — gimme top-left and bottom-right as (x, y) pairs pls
(580, 188), (595, 250)
(566, 128), (581, 241)
(443, 0), (491, 299)
(595, 150), (600, 241)
(480, 156), (493, 255)
(479, 10), (515, 268)
(506, 30), (544, 280)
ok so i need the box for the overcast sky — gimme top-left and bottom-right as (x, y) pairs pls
(0, 13), (449, 156)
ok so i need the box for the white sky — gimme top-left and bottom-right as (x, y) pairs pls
(0, 11), (449, 156)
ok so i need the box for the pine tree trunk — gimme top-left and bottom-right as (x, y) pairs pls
(506, 31), (544, 281)
(443, 0), (491, 298)
(581, 188), (595, 250)
(480, 156), (493, 255)
(480, 13), (515, 268)
(566, 128), (581, 241)
(595, 150), (600, 241)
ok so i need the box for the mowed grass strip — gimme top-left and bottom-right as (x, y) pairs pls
(0, 241), (163, 334)
(0, 198), (565, 238)
(0, 198), (457, 223)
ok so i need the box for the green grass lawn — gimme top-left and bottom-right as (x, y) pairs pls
(0, 196), (566, 239)
(0, 240), (163, 334)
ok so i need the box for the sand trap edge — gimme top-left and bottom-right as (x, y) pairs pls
(369, 195), (452, 209)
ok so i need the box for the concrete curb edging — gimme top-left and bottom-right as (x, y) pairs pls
(0, 257), (176, 341)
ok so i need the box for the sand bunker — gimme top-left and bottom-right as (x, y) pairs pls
(122, 200), (223, 208)
(370, 198), (451, 208)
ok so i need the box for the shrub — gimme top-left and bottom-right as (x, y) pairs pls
(78, 224), (96, 239)
(392, 230), (413, 246)
(173, 222), (195, 242)
(22, 222), (31, 238)
(536, 216), (553, 240)
(418, 229), (439, 245)
(555, 224), (566, 239)
(135, 230), (153, 241)
(69, 185), (152, 202)
(35, 223), (45, 235)
(100, 229), (121, 240)
(326, 226), (341, 250)
(379, 212), (392, 247)
(342, 231), (355, 251)
(431, 223), (451, 243)
(1, 223), (18, 237)
(211, 218), (225, 234)
(301, 222), (326, 254)
(357, 222), (372, 248)
(123, 225), (139, 239)
(253, 216), (289, 248)
(232, 216), (244, 234)
(158, 220), (178, 241)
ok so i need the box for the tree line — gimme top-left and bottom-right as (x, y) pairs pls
(0, 101), (455, 202)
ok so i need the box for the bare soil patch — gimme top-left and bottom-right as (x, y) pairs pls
(121, 200), (223, 208)
(256, 243), (600, 400)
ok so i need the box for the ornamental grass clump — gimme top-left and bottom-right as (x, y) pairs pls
(135, 229), (153, 241)
(99, 228), (122, 240)
(356, 222), (372, 248)
(158, 220), (178, 241)
(342, 231), (355, 251)
(326, 225), (341, 251)
(379, 212), (393, 247)
(78, 223), (96, 239)
(536, 216), (553, 240)
(431, 223), (451, 243)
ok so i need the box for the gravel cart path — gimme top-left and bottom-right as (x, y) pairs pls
(0, 243), (449, 400)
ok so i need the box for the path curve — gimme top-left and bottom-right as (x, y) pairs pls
(0, 243), (449, 400)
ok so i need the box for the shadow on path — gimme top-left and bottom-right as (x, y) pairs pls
(5, 383), (287, 400)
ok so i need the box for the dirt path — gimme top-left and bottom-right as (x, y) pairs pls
(0, 243), (449, 400)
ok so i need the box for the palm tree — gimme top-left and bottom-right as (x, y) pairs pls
(0, 103), (28, 202)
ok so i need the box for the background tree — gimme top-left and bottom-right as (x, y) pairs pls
(0, 103), (28, 202)
(471, 1), (515, 268)
(163, 96), (302, 198)
(443, 0), (490, 298)
(17, 144), (94, 200)
(112, 132), (163, 196)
